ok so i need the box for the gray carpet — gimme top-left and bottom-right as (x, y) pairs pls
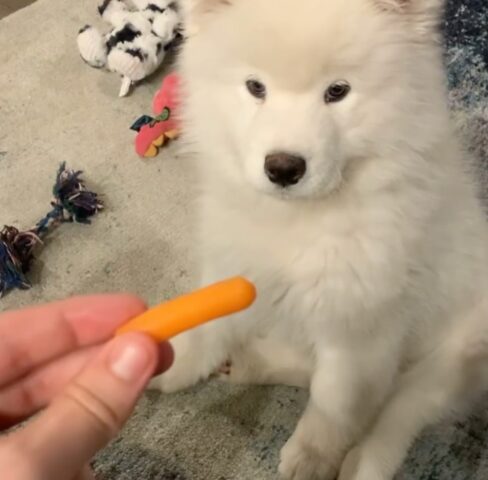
(0, 0), (487, 478)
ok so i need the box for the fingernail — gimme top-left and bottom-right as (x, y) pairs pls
(109, 342), (150, 382)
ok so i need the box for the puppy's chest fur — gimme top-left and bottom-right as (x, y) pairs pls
(199, 192), (392, 339)
(202, 193), (341, 279)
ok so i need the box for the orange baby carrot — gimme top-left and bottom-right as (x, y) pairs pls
(116, 277), (257, 342)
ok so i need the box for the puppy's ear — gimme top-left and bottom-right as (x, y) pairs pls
(375, 0), (445, 35)
(180, 0), (232, 35)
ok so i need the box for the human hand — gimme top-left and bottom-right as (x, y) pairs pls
(0, 295), (173, 479)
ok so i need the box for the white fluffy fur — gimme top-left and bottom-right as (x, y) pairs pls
(151, 0), (488, 478)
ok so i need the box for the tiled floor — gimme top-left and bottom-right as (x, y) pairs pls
(0, 0), (35, 19)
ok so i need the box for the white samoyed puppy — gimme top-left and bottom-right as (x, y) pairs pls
(152, 1), (488, 479)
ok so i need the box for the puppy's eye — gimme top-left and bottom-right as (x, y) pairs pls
(246, 79), (267, 99)
(325, 81), (351, 104)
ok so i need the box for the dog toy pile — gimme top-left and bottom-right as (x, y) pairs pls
(77, 0), (182, 97)
(0, 164), (103, 297)
(131, 72), (181, 157)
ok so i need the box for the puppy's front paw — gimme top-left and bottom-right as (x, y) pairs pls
(337, 446), (361, 480)
(279, 436), (338, 480)
(148, 334), (210, 394)
(217, 352), (256, 385)
(338, 445), (389, 480)
(149, 368), (199, 394)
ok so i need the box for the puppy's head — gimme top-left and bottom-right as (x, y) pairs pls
(180, 0), (447, 199)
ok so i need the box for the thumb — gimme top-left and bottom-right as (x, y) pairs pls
(7, 333), (169, 480)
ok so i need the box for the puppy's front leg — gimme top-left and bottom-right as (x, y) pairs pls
(279, 344), (398, 480)
(150, 319), (232, 393)
(150, 270), (242, 393)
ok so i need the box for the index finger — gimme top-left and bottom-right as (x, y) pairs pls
(0, 295), (146, 387)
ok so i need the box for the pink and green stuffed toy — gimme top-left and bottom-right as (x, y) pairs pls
(131, 73), (181, 158)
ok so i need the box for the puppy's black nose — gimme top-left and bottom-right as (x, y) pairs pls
(264, 153), (307, 187)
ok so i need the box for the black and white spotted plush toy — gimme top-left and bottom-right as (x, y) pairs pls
(77, 0), (182, 97)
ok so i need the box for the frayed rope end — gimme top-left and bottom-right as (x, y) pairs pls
(0, 163), (103, 297)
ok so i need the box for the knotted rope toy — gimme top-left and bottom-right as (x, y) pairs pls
(0, 163), (103, 297)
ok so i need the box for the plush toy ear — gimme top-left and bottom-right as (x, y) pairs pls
(375, 0), (444, 35)
(180, 0), (231, 35)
